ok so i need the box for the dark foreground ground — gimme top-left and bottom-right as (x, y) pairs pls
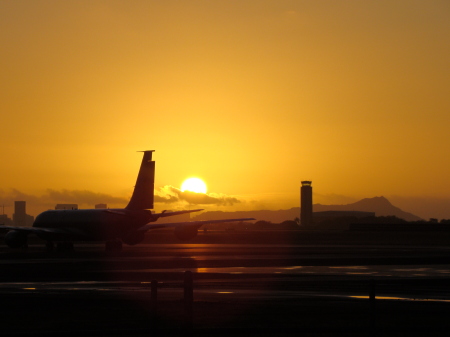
(4, 289), (450, 337)
(1, 229), (450, 336)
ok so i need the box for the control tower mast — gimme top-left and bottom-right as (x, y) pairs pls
(301, 181), (313, 226)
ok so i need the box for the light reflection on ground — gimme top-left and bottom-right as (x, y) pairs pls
(3, 264), (450, 303)
(194, 265), (450, 277)
(3, 278), (450, 303)
(350, 295), (450, 303)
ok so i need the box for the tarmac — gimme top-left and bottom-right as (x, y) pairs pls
(1, 231), (450, 336)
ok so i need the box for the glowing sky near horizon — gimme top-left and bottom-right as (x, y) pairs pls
(0, 1), (449, 219)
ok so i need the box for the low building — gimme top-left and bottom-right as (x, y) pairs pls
(0, 214), (13, 226)
(55, 204), (78, 210)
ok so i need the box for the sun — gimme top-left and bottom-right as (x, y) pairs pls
(181, 177), (207, 194)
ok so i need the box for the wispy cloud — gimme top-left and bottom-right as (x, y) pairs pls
(313, 193), (359, 205)
(45, 189), (128, 205)
(0, 186), (244, 217)
(0, 188), (128, 217)
(155, 185), (242, 206)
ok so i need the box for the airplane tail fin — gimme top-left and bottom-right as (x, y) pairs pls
(125, 150), (155, 210)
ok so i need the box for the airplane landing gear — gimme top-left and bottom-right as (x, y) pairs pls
(105, 240), (122, 252)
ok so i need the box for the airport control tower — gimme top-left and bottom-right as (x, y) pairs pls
(301, 181), (313, 226)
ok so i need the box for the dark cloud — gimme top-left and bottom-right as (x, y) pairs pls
(45, 189), (128, 205)
(154, 194), (179, 203)
(0, 186), (243, 217)
(0, 189), (44, 205)
(0, 188), (129, 217)
(155, 185), (241, 206)
(0, 188), (128, 206)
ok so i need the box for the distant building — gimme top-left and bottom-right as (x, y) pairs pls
(0, 214), (13, 226)
(55, 204), (78, 210)
(301, 181), (313, 226)
(13, 201), (34, 227)
(95, 204), (107, 209)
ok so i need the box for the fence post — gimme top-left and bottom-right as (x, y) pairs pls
(150, 280), (158, 318)
(369, 279), (376, 334)
(151, 280), (158, 311)
(150, 280), (158, 329)
(184, 270), (194, 330)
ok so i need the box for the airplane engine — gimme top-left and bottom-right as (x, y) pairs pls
(5, 230), (28, 248)
(174, 225), (199, 241)
(122, 231), (145, 245)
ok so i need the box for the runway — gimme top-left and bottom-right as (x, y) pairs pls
(2, 242), (450, 336)
(2, 243), (450, 294)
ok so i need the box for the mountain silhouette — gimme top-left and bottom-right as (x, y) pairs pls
(193, 196), (422, 223)
(313, 196), (421, 222)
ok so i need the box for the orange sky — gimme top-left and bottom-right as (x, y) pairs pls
(1, 1), (449, 220)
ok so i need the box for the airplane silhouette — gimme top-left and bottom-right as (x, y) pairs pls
(0, 151), (253, 251)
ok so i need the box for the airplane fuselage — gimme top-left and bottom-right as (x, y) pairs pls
(33, 209), (153, 242)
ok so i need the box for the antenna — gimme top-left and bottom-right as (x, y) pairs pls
(1, 204), (10, 215)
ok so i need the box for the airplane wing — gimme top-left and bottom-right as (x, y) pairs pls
(137, 218), (255, 232)
(152, 209), (203, 218)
